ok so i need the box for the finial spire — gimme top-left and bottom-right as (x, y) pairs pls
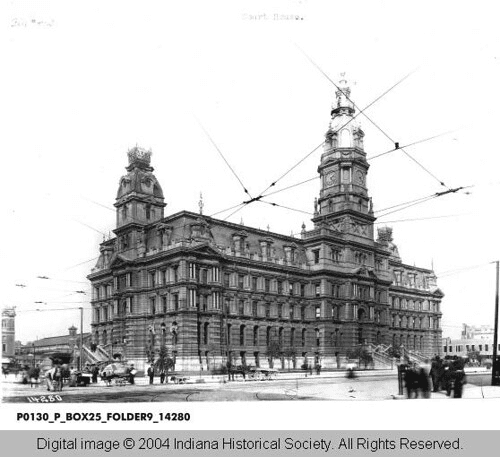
(198, 192), (204, 215)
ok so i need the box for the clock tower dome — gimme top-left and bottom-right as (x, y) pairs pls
(313, 77), (375, 239)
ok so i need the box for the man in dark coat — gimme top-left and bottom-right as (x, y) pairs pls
(429, 356), (442, 392)
(417, 365), (431, 398)
(404, 364), (418, 399)
(147, 364), (155, 385)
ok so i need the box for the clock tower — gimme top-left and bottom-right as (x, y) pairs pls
(313, 77), (375, 239)
(114, 146), (166, 256)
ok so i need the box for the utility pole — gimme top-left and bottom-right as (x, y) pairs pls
(492, 261), (499, 386)
(79, 307), (84, 372)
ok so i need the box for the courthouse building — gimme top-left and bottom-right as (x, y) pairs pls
(88, 81), (444, 371)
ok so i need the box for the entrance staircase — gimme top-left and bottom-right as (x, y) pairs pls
(366, 343), (395, 369)
(82, 344), (112, 365)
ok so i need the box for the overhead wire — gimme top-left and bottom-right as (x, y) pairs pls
(259, 200), (313, 216)
(196, 117), (253, 199)
(367, 129), (458, 161)
(297, 46), (448, 188)
(254, 66), (419, 201)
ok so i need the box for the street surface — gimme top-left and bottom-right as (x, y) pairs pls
(2, 370), (499, 403)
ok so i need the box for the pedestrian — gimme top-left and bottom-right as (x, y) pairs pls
(404, 363), (418, 399)
(69, 366), (77, 387)
(147, 364), (155, 384)
(128, 364), (136, 385)
(53, 364), (63, 391)
(453, 369), (466, 398)
(442, 363), (454, 396)
(159, 369), (166, 384)
(417, 365), (431, 398)
(429, 356), (442, 392)
(92, 365), (99, 384)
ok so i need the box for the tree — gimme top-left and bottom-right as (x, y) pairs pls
(387, 346), (401, 359)
(347, 346), (373, 369)
(265, 341), (282, 369)
(154, 345), (175, 383)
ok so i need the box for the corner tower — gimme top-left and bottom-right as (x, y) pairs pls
(313, 77), (375, 239)
(114, 147), (166, 255)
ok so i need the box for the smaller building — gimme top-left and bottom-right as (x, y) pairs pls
(18, 326), (91, 367)
(443, 323), (499, 361)
(461, 323), (494, 340)
(1, 307), (16, 363)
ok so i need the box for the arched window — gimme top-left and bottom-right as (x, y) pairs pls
(253, 326), (259, 346)
(302, 328), (307, 347)
(340, 129), (352, 147)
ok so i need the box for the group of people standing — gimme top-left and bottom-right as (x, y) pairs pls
(403, 362), (432, 398)
(429, 356), (467, 398)
(147, 364), (167, 384)
(403, 356), (467, 399)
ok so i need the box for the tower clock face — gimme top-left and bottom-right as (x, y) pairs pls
(325, 172), (337, 186)
(356, 170), (365, 184)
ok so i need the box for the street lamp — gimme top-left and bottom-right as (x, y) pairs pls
(32, 343), (36, 368)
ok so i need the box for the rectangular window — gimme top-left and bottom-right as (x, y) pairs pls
(313, 249), (320, 264)
(300, 284), (305, 297)
(189, 263), (197, 279)
(189, 289), (197, 307)
(173, 294), (179, 311)
(315, 285), (321, 297)
(264, 279), (270, 293)
(149, 271), (156, 287)
(486, 344), (489, 351)
(150, 297), (156, 315)
(252, 277), (258, 291)
(162, 296), (167, 314)
(479, 344), (483, 351)
(238, 275), (244, 289)
(315, 306), (321, 319)
(212, 267), (220, 282)
(223, 273), (230, 287)
(277, 281), (283, 294)
(212, 292), (220, 309)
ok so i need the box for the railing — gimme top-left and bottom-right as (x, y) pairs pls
(406, 349), (428, 364)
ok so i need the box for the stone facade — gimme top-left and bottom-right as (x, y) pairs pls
(88, 82), (443, 371)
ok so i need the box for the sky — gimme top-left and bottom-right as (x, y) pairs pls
(2, 0), (500, 344)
